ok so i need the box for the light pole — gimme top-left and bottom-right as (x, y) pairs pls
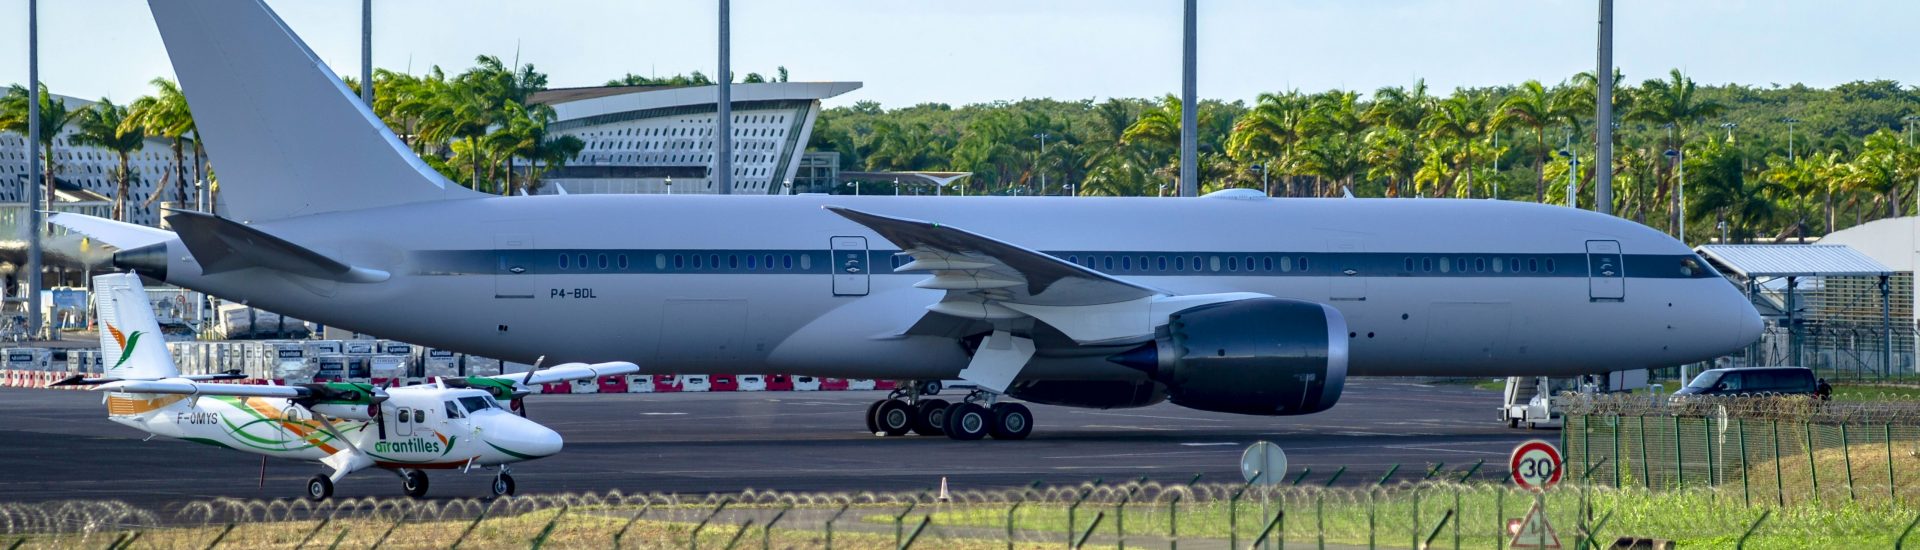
(1252, 163), (1269, 196)
(1558, 150), (1579, 209)
(1595, 0), (1615, 216)
(846, 180), (860, 196)
(893, 177), (900, 196)
(25, 0), (43, 339)
(715, 0), (732, 194)
(1665, 148), (1685, 240)
(1033, 132), (1050, 195)
(1783, 117), (1800, 162)
(665, 176), (673, 195)
(782, 179), (792, 195)
(1720, 121), (1738, 141)
(1179, 0), (1198, 197)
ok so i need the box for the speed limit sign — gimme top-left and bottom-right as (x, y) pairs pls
(1509, 440), (1563, 491)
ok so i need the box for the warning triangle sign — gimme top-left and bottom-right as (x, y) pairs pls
(1508, 501), (1561, 549)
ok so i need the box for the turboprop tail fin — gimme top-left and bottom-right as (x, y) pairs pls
(147, 0), (482, 222)
(94, 273), (180, 380)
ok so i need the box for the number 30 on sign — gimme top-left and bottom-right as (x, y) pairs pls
(1509, 440), (1563, 491)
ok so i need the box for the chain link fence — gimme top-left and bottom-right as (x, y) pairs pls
(1564, 393), (1920, 509)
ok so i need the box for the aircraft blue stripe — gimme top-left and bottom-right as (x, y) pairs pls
(411, 249), (1716, 280)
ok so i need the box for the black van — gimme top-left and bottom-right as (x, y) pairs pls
(1675, 367), (1830, 399)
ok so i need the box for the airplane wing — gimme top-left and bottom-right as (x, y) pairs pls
(826, 207), (1170, 392)
(46, 213), (176, 251)
(92, 379), (311, 399)
(486, 361), (640, 387)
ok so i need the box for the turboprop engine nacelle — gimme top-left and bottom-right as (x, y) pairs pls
(1110, 297), (1348, 416)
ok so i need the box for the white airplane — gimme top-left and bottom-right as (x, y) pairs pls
(55, 0), (1761, 442)
(58, 273), (639, 500)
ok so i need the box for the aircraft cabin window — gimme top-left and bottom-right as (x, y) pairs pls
(398, 408), (410, 423)
(799, 255), (812, 270)
(765, 255), (775, 269)
(1067, 255), (1078, 265)
(1175, 256), (1186, 271)
(747, 255), (757, 270)
(674, 255), (685, 269)
(618, 255), (630, 270)
(1299, 257), (1310, 272)
(598, 254), (609, 269)
(1227, 256), (1238, 272)
(414, 410), (425, 423)
(558, 254), (569, 270)
(1475, 258), (1486, 272)
(577, 254), (589, 269)
(783, 255), (793, 269)
(710, 254), (721, 269)
(1265, 257), (1275, 271)
(1492, 259), (1504, 273)
(655, 254), (667, 270)
(1103, 256), (1114, 271)
(1209, 256), (1221, 272)
(1439, 259), (1451, 273)
(1139, 256), (1150, 270)
(1457, 258), (1469, 272)
(1281, 257), (1293, 273)
(1405, 258), (1415, 272)
(1122, 257), (1132, 271)
(1528, 259), (1539, 272)
(1510, 258), (1522, 273)
(1159, 257), (1169, 271)
(693, 255), (704, 269)
(1545, 259), (1556, 273)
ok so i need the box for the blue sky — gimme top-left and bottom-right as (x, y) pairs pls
(4, 0), (1915, 108)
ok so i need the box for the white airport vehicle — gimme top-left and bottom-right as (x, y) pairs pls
(56, 0), (1763, 442)
(1499, 371), (1649, 429)
(54, 273), (639, 500)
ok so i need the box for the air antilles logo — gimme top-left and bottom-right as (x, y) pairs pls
(107, 324), (144, 369)
(376, 431), (458, 456)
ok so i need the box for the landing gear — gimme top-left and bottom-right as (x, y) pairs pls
(871, 399), (913, 436)
(401, 469), (430, 499)
(943, 403), (990, 440)
(490, 473), (516, 497)
(988, 403), (1033, 440)
(306, 475), (334, 501)
(912, 399), (950, 436)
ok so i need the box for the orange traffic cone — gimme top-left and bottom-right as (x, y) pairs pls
(937, 477), (951, 502)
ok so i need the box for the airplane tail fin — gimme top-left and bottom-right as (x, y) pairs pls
(94, 273), (179, 381)
(147, 0), (482, 222)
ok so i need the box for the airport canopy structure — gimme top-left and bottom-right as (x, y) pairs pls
(1696, 244), (1893, 279)
(1695, 244), (1904, 376)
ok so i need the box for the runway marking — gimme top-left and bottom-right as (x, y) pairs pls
(1072, 411), (1227, 422)
(1179, 442), (1240, 447)
(1386, 445), (1508, 456)
(639, 412), (687, 416)
(1042, 450), (1240, 460)
(1079, 424), (1177, 431)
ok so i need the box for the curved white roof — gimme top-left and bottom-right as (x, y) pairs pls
(540, 82), (862, 123)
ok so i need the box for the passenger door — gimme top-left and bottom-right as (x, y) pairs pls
(495, 234), (536, 299)
(830, 236), (870, 296)
(1585, 240), (1625, 302)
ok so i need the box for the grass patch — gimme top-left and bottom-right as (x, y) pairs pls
(1831, 383), (1920, 402)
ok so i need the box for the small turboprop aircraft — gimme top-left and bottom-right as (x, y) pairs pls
(55, 273), (639, 500)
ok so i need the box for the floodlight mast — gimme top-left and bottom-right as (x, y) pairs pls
(26, 0), (43, 340)
(716, 0), (732, 195)
(1594, 0), (1614, 215)
(1179, 0), (1198, 197)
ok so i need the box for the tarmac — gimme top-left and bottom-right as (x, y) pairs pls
(0, 378), (1547, 507)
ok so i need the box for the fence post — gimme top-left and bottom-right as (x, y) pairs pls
(1639, 415), (1651, 490)
(892, 498), (920, 550)
(1806, 421), (1821, 502)
(762, 502), (791, 550)
(1842, 424), (1857, 502)
(1116, 484), (1139, 550)
(1890, 423), (1900, 504)
(1007, 498), (1025, 550)
(1613, 415), (1623, 489)
(1073, 512), (1105, 550)
(901, 516), (932, 550)
(200, 523), (235, 550)
(1738, 418), (1751, 508)
(1368, 464), (1400, 550)
(1067, 481), (1100, 549)
(722, 519), (755, 550)
(611, 504), (651, 550)
(825, 502), (851, 550)
(1232, 472), (1262, 549)
(368, 513), (406, 550)
(450, 507), (493, 550)
(1735, 510), (1770, 549)
(1896, 513), (1920, 549)
(1495, 489), (1505, 550)
(692, 499), (733, 550)
(1253, 511), (1287, 550)
(1674, 415), (1684, 489)
(1772, 420), (1786, 507)
(528, 506), (568, 550)
(292, 517), (332, 550)
(1705, 415), (1716, 486)
(323, 528), (349, 550)
(1167, 493), (1180, 550)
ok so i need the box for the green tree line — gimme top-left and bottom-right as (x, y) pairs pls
(808, 72), (1920, 244)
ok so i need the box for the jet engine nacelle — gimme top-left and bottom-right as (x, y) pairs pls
(1115, 297), (1348, 416)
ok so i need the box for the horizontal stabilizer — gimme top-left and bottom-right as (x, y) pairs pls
(47, 213), (176, 251)
(166, 211), (390, 283)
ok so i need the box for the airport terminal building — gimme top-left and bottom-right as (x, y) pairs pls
(0, 94), (175, 228)
(530, 81), (860, 195)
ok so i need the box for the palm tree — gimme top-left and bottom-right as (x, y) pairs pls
(123, 78), (197, 207)
(1363, 80), (1431, 133)
(1492, 80), (1561, 202)
(0, 84), (80, 214)
(1627, 69), (1725, 234)
(1226, 92), (1308, 195)
(1685, 137), (1773, 242)
(1363, 127), (1418, 197)
(70, 98), (146, 221)
(1420, 91), (1493, 198)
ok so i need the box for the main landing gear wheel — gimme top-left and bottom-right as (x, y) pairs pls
(306, 475), (333, 501)
(402, 470), (430, 499)
(988, 403), (1034, 440)
(913, 399), (950, 436)
(865, 400), (884, 433)
(491, 473), (516, 497)
(944, 402), (991, 440)
(872, 399), (913, 436)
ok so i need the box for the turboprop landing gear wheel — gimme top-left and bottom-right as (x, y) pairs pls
(988, 403), (1033, 440)
(402, 470), (430, 499)
(944, 402), (990, 440)
(306, 475), (333, 501)
(872, 399), (913, 436)
(491, 473), (516, 497)
(912, 399), (950, 436)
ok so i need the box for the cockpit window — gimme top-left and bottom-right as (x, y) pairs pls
(458, 396), (497, 413)
(445, 400), (465, 419)
(1681, 256), (1707, 277)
